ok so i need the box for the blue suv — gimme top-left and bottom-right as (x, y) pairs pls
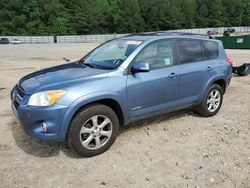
(11, 32), (232, 157)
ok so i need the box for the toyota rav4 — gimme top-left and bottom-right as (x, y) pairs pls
(11, 32), (232, 157)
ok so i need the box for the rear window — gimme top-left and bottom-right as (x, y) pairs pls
(176, 39), (204, 64)
(203, 41), (219, 59)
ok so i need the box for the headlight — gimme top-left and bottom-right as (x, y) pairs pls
(28, 90), (67, 106)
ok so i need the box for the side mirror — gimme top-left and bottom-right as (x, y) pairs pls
(131, 61), (150, 73)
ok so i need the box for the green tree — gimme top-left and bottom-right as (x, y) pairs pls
(116, 0), (145, 33)
(180, 0), (196, 28)
(0, 0), (249, 35)
(107, 0), (122, 33)
(207, 0), (225, 27)
(223, 0), (244, 26)
(242, 0), (250, 26)
(195, 0), (209, 28)
(139, 0), (182, 31)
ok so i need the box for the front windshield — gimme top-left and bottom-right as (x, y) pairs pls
(80, 39), (142, 70)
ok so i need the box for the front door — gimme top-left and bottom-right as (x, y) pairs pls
(126, 39), (179, 119)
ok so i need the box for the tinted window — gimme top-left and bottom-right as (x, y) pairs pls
(203, 41), (219, 59)
(135, 40), (174, 70)
(176, 39), (204, 64)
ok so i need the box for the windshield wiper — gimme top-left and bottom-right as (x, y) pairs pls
(80, 61), (94, 68)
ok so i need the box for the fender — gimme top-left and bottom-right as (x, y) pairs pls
(197, 75), (227, 105)
(58, 90), (128, 140)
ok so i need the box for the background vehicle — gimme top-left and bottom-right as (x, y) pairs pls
(11, 32), (232, 157)
(12, 38), (21, 44)
(207, 30), (219, 35)
(223, 28), (236, 36)
(0, 37), (9, 44)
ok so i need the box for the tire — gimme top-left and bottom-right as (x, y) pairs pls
(67, 104), (119, 157)
(195, 84), (223, 117)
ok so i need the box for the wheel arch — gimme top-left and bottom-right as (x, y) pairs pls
(197, 77), (227, 105)
(212, 79), (226, 94)
(58, 92), (127, 140)
(73, 99), (125, 126)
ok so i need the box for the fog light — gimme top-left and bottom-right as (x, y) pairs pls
(41, 122), (47, 133)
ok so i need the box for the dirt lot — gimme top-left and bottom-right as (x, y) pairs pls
(0, 44), (249, 188)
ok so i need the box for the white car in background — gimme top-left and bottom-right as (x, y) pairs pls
(12, 39), (21, 44)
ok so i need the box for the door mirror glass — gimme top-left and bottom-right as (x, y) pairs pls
(132, 61), (150, 73)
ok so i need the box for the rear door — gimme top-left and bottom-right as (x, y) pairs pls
(176, 38), (211, 106)
(202, 40), (223, 73)
(126, 39), (179, 118)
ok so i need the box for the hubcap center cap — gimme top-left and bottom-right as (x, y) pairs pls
(93, 129), (101, 136)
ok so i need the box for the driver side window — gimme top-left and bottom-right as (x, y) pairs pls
(135, 40), (174, 70)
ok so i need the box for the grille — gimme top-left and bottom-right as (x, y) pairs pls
(16, 85), (25, 98)
(14, 100), (19, 109)
(13, 85), (25, 110)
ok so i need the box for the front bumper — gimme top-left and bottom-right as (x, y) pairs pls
(11, 87), (68, 141)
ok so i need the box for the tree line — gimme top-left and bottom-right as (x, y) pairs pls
(0, 0), (249, 36)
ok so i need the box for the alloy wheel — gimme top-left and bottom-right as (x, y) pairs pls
(207, 89), (221, 112)
(79, 115), (113, 150)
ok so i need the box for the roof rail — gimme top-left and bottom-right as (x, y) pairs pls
(125, 32), (158, 37)
(125, 31), (215, 39)
(155, 31), (215, 39)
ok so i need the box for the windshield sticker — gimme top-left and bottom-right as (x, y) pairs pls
(126, 41), (142, 45)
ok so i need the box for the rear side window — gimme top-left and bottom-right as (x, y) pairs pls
(203, 41), (219, 59)
(176, 39), (204, 64)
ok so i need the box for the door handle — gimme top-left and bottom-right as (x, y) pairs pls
(168, 72), (177, 79)
(207, 67), (213, 72)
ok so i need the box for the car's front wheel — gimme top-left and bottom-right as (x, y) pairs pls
(67, 104), (119, 157)
(195, 84), (223, 117)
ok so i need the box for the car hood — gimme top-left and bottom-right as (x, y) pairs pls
(18, 62), (110, 94)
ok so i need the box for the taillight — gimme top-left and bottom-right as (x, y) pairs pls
(225, 57), (233, 65)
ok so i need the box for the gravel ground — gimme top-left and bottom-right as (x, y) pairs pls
(0, 44), (249, 188)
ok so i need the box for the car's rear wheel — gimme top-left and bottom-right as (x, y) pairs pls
(195, 84), (223, 117)
(67, 104), (119, 157)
